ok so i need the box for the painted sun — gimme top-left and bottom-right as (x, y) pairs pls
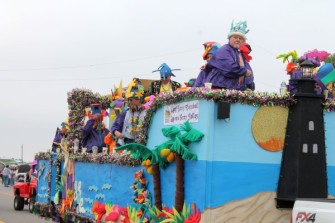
(251, 106), (289, 152)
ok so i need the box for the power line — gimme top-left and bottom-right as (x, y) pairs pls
(0, 48), (199, 72)
(0, 43), (285, 83)
(0, 67), (201, 82)
(0, 75), (135, 82)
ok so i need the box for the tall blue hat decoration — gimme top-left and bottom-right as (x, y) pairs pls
(227, 20), (249, 40)
(152, 63), (181, 80)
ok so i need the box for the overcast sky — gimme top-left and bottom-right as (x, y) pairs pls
(0, 0), (334, 161)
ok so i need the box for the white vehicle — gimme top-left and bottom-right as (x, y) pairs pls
(292, 199), (335, 223)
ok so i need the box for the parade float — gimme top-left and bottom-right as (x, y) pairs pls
(32, 51), (335, 223)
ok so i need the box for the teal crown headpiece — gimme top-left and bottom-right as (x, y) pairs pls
(227, 20), (249, 40)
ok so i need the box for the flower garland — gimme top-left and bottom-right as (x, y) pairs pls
(56, 152), (141, 166)
(67, 88), (110, 147)
(323, 98), (335, 112)
(137, 88), (297, 145)
(34, 202), (95, 223)
(66, 87), (335, 145)
(35, 151), (51, 161)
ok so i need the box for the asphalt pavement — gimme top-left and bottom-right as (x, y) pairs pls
(0, 184), (51, 223)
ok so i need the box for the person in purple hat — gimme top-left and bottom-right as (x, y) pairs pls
(149, 63), (181, 95)
(82, 103), (110, 153)
(204, 20), (253, 90)
(52, 120), (70, 152)
(194, 42), (221, 87)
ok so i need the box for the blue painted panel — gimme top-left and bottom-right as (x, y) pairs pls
(146, 100), (215, 162)
(212, 104), (282, 164)
(324, 112), (335, 195)
(159, 162), (176, 208)
(74, 162), (143, 217)
(208, 161), (280, 208)
(325, 112), (335, 166)
(147, 100), (282, 164)
(328, 166), (335, 196)
(157, 160), (281, 211)
(36, 160), (51, 203)
(184, 160), (208, 210)
(157, 160), (208, 211)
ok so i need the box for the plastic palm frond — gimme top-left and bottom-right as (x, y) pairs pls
(172, 207), (183, 222)
(276, 53), (288, 63)
(167, 137), (198, 160)
(54, 175), (66, 205)
(180, 121), (204, 144)
(155, 140), (174, 151)
(105, 202), (114, 213)
(115, 143), (152, 160)
(182, 202), (191, 219)
(127, 205), (140, 223)
(170, 137), (188, 154)
(150, 149), (168, 169)
(181, 149), (197, 161)
(276, 50), (299, 63)
(157, 140), (175, 151)
(162, 126), (181, 138)
(56, 176), (65, 191)
(148, 206), (163, 222)
(292, 50), (299, 61)
(158, 159), (168, 169)
(180, 120), (192, 131)
(148, 205), (161, 216)
(160, 210), (175, 223)
(160, 207), (184, 223)
(150, 149), (160, 164)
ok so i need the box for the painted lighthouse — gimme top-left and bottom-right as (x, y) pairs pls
(276, 60), (328, 208)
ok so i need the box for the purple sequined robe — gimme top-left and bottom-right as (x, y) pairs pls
(82, 119), (110, 152)
(204, 44), (252, 90)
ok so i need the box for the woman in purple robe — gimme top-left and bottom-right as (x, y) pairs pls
(194, 42), (221, 87)
(82, 104), (110, 153)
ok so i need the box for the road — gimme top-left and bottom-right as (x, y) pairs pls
(0, 185), (50, 223)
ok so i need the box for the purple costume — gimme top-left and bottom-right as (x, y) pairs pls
(82, 119), (110, 153)
(194, 70), (207, 87)
(52, 132), (64, 152)
(245, 74), (255, 90)
(204, 44), (252, 90)
(288, 70), (302, 94)
(111, 110), (127, 137)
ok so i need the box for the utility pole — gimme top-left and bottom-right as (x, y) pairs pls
(21, 144), (23, 162)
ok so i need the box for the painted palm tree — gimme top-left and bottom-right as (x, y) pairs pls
(115, 143), (168, 211)
(116, 121), (204, 213)
(160, 121), (204, 213)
